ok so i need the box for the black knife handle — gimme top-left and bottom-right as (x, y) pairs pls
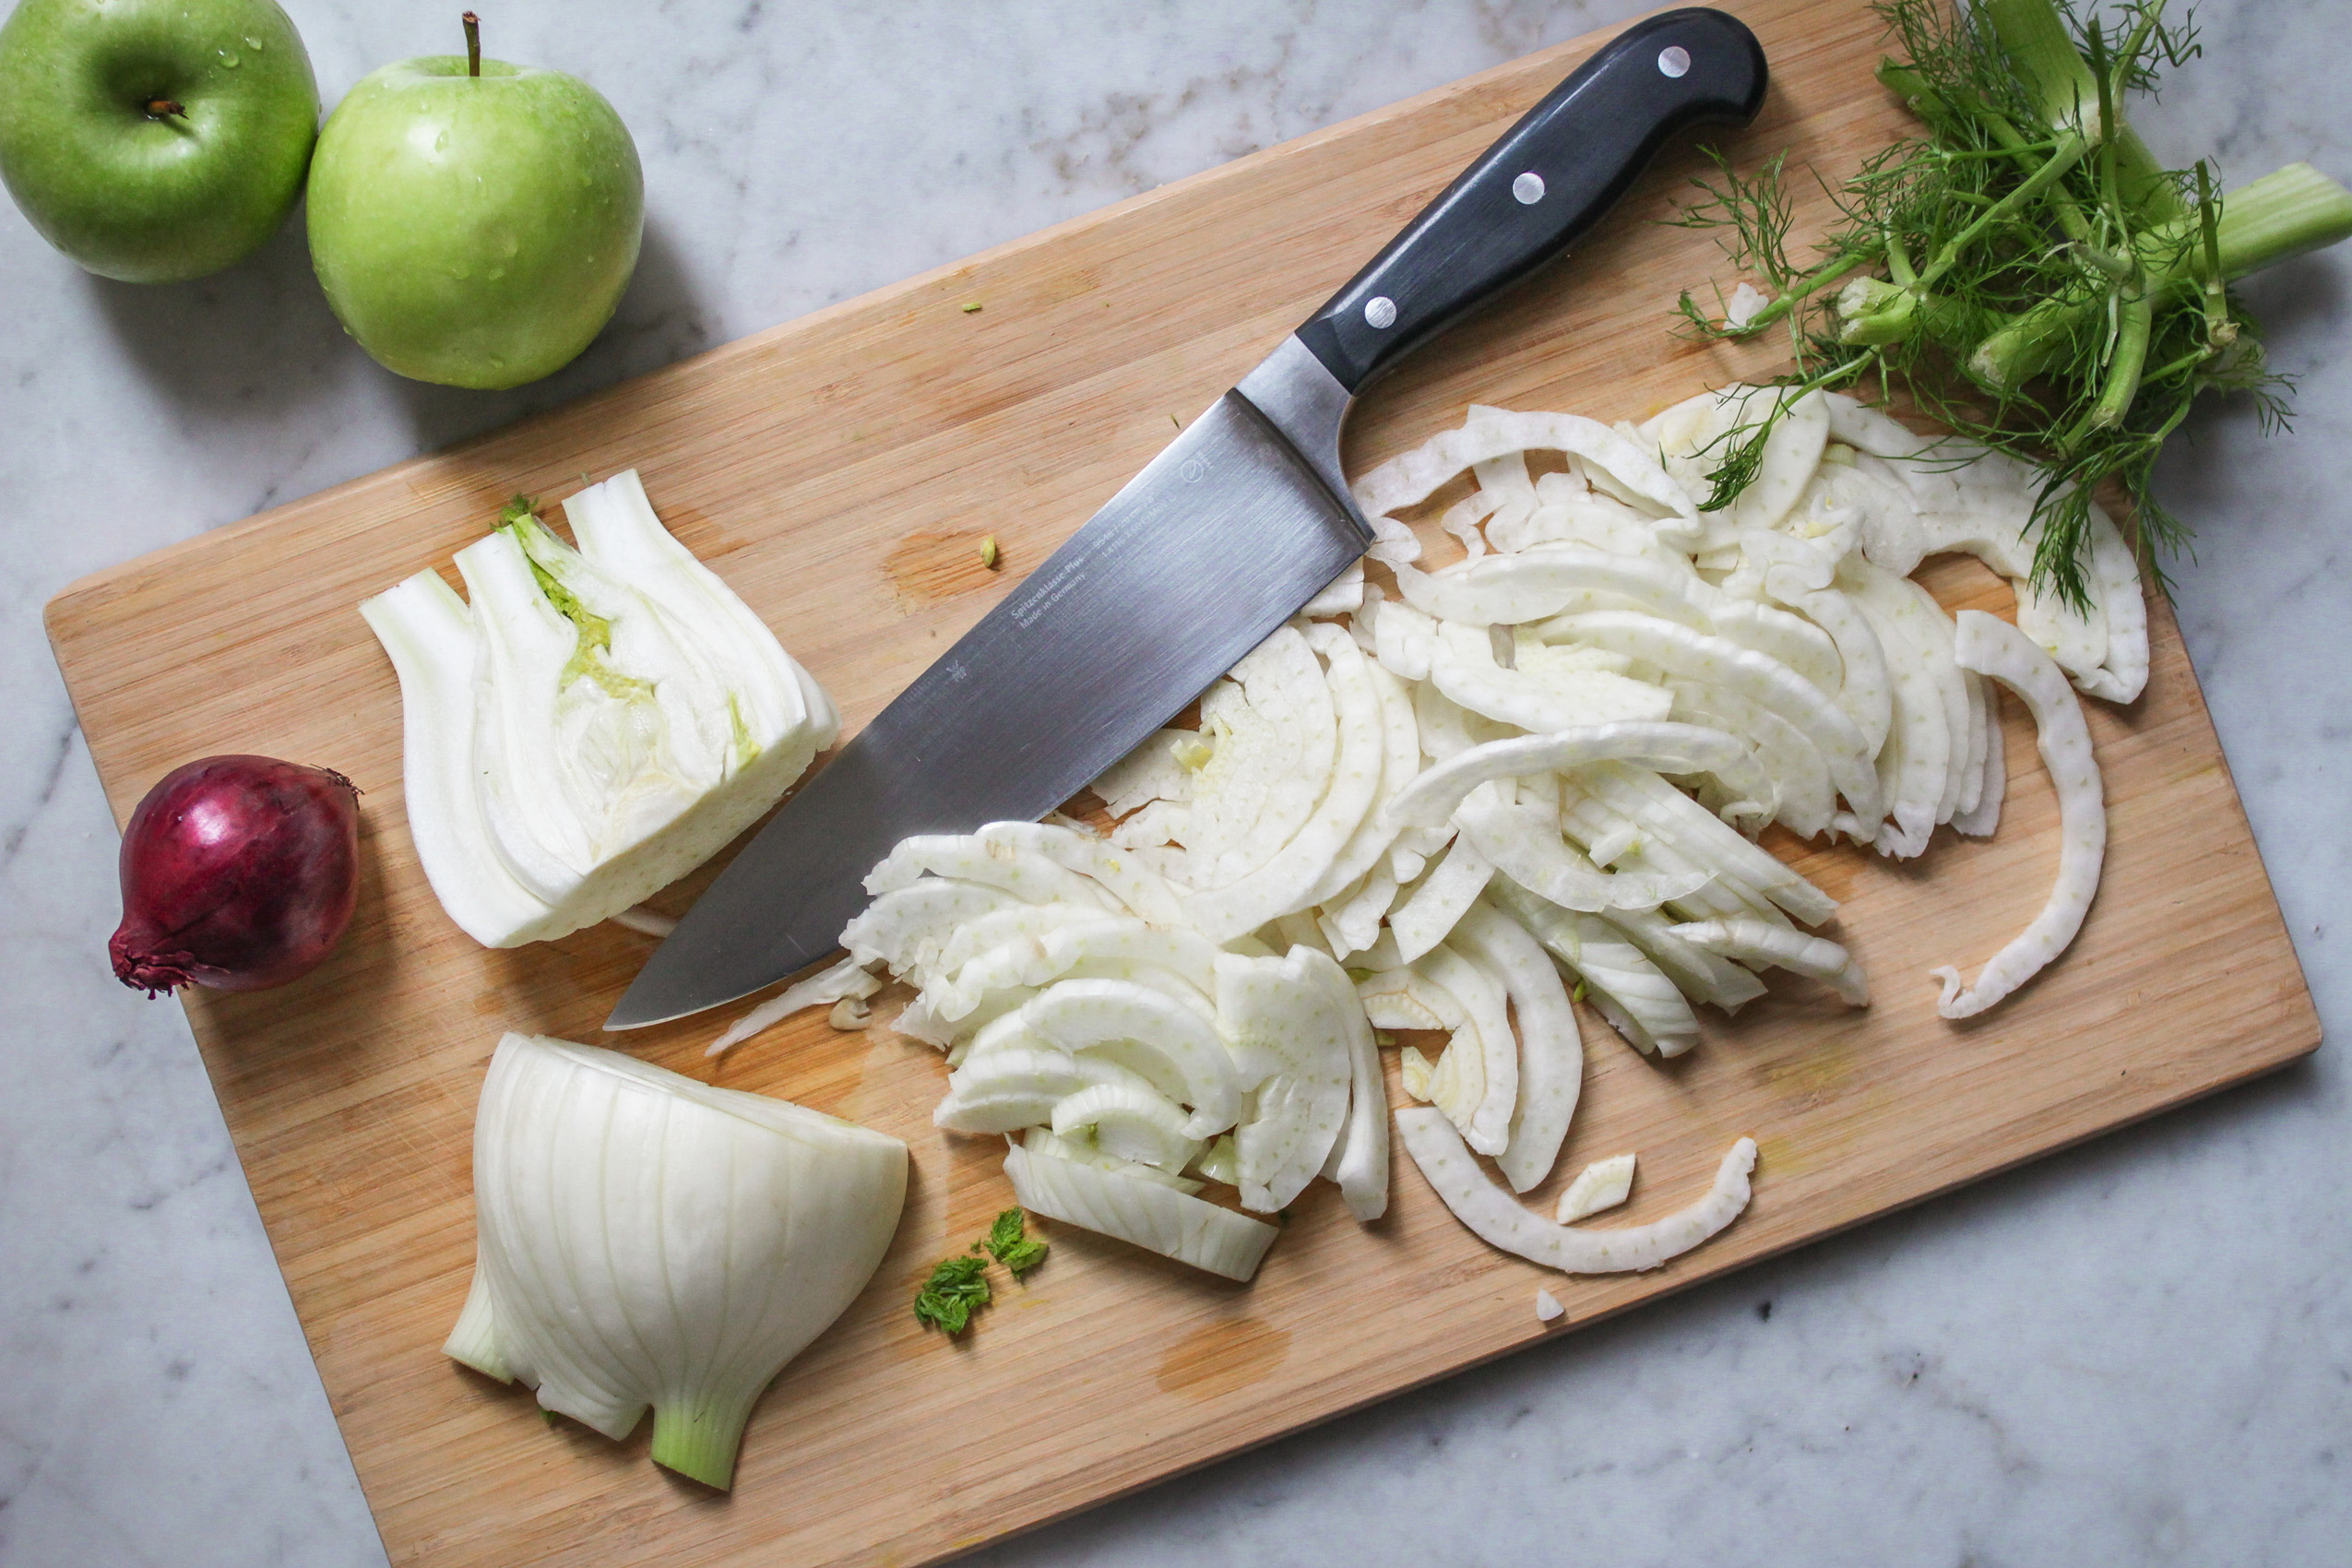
(1295, 7), (1766, 395)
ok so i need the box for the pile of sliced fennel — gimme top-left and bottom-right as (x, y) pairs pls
(362, 470), (839, 946)
(445, 1033), (906, 1490)
(729, 385), (2128, 1288)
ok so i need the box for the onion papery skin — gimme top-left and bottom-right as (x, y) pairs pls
(110, 755), (362, 995)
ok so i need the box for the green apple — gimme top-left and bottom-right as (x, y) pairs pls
(0, 0), (318, 282)
(305, 25), (643, 390)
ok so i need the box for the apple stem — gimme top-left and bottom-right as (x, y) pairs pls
(146, 99), (187, 119)
(462, 11), (481, 77)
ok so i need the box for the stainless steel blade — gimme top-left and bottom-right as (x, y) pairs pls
(606, 339), (1364, 1028)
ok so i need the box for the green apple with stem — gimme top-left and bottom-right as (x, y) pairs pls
(0, 0), (319, 282)
(306, 13), (643, 390)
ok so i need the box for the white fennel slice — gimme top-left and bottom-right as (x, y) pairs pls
(1384, 723), (1753, 831)
(1296, 628), (1420, 910)
(1415, 943), (1517, 1158)
(863, 834), (1119, 910)
(1022, 1126), (1204, 1194)
(1309, 947), (1389, 1221)
(1192, 626), (1334, 891)
(1953, 687), (2006, 837)
(932, 1049), (1159, 1134)
(1396, 1108), (1756, 1275)
(707, 955), (883, 1056)
(1669, 918), (1868, 1006)
(1764, 563), (1893, 756)
(1577, 762), (1837, 928)
(966, 821), (1186, 927)
(1427, 620), (1674, 740)
(1538, 610), (1884, 826)
(1389, 546), (1715, 628)
(1018, 978), (1246, 1137)
(837, 878), (1022, 976)
(1931, 612), (2106, 1018)
(1006, 1137), (1278, 1282)
(1490, 878), (1700, 1057)
(1049, 1080), (1203, 1174)
(1214, 948), (1355, 1213)
(1454, 790), (1709, 915)
(1555, 1154), (1636, 1222)
(1093, 729), (1195, 816)
(1351, 409), (1697, 529)
(1184, 628), (1386, 943)
(1452, 900), (1583, 1194)
(1388, 833), (1495, 964)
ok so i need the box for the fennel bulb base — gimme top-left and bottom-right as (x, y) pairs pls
(650, 1393), (761, 1491)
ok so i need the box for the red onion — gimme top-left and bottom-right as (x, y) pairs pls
(110, 755), (362, 996)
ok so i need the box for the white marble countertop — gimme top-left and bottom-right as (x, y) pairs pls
(2, 1), (2345, 1563)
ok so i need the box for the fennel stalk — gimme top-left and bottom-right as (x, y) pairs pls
(1672, 0), (2352, 605)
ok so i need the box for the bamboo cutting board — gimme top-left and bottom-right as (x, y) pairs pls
(44, 1), (2320, 1563)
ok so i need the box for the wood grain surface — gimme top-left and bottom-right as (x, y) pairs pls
(43, 2), (2319, 1564)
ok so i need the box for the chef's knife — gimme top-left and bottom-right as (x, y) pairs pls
(609, 7), (1765, 1029)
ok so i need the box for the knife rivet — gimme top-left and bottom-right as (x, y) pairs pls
(1512, 172), (1546, 205)
(1657, 44), (1691, 77)
(1364, 296), (1397, 329)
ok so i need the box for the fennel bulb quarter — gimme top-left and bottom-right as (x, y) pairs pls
(361, 470), (838, 946)
(445, 1033), (907, 1490)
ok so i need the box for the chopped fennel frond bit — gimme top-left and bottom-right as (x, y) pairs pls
(445, 1034), (906, 1490)
(913, 1253), (992, 1335)
(986, 1206), (1049, 1276)
(361, 471), (838, 946)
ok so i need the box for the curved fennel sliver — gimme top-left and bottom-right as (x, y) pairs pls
(1396, 1107), (1756, 1275)
(862, 835), (1118, 910)
(1416, 942), (1518, 1158)
(1488, 878), (1699, 1058)
(1541, 611), (1885, 826)
(1427, 621), (1674, 738)
(1184, 628), (1386, 944)
(1308, 945), (1390, 1221)
(1931, 612), (2107, 1018)
(358, 575), (554, 946)
(1389, 833), (1495, 964)
(1017, 978), (1243, 1137)
(1190, 626), (1334, 892)
(1006, 1137), (1277, 1282)
(1214, 948), (1354, 1212)
(1669, 918), (1868, 1006)
(1385, 723), (1752, 831)
(1452, 900), (1583, 1194)
(837, 878), (1023, 976)
(707, 954), (881, 1056)
(1352, 410), (1696, 526)
(970, 822), (1186, 928)
(1296, 624), (1421, 910)
(1390, 547), (1716, 628)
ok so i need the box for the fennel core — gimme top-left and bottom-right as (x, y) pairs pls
(1672, 0), (2352, 606)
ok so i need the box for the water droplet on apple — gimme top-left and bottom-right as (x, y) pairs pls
(219, 49), (240, 66)
(244, 34), (264, 50)
(487, 267), (506, 280)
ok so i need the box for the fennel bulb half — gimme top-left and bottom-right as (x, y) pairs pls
(362, 471), (838, 945)
(445, 1034), (906, 1490)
